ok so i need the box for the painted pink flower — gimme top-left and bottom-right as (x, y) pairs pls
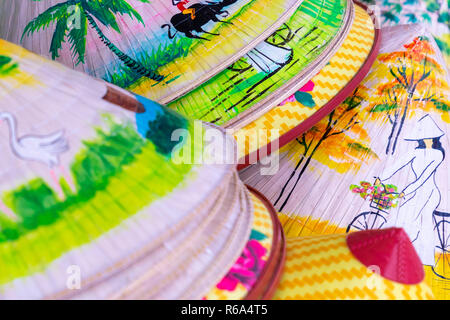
(280, 95), (297, 105)
(216, 240), (267, 291)
(279, 80), (315, 106)
(300, 80), (315, 92)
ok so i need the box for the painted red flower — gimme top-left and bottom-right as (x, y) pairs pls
(216, 239), (267, 291)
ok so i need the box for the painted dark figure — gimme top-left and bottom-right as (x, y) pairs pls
(162, 0), (237, 40)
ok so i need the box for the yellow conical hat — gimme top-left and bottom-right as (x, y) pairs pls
(274, 229), (434, 300)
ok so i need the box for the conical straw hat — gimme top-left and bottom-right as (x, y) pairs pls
(273, 228), (434, 299)
(0, 40), (256, 300)
(240, 24), (450, 298)
(167, 0), (354, 130)
(0, 0), (305, 103)
(234, 2), (381, 165)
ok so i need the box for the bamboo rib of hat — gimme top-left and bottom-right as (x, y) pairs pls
(0, 0), (304, 103)
(0, 40), (282, 300)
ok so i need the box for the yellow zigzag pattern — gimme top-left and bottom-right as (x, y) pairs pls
(312, 80), (343, 91)
(279, 285), (379, 299)
(312, 91), (333, 102)
(314, 69), (351, 81)
(334, 50), (367, 62)
(278, 267), (368, 290)
(274, 234), (434, 300)
(282, 252), (353, 273)
(344, 36), (374, 48)
(286, 232), (343, 246)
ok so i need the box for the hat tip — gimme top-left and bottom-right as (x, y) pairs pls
(347, 228), (425, 285)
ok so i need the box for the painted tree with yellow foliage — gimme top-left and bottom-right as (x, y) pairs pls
(274, 88), (378, 211)
(366, 36), (449, 155)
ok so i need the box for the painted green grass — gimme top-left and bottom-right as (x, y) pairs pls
(168, 0), (346, 125)
(105, 37), (193, 89)
(0, 116), (146, 240)
(0, 116), (196, 285)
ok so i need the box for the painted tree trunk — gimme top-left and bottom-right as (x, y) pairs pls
(391, 96), (411, 154)
(85, 13), (163, 82)
(385, 111), (399, 155)
(386, 97), (411, 155)
(274, 149), (307, 207)
(277, 132), (330, 211)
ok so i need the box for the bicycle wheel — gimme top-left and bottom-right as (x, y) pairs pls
(346, 211), (387, 233)
(432, 219), (449, 280)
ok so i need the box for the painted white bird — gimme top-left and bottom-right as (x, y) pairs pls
(0, 112), (74, 218)
(0, 111), (68, 167)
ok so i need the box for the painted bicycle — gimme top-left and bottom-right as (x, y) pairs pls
(347, 179), (449, 280)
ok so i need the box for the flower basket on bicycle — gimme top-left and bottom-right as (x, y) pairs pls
(347, 180), (399, 232)
(370, 192), (395, 213)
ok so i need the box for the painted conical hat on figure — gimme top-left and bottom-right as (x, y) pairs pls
(167, 0), (355, 130)
(0, 40), (286, 300)
(404, 114), (445, 140)
(240, 24), (450, 299)
(0, 0), (304, 103)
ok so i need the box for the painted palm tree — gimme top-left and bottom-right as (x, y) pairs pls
(22, 0), (164, 82)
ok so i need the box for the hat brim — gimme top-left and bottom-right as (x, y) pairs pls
(404, 133), (445, 141)
(204, 186), (286, 300)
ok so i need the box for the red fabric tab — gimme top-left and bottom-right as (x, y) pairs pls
(346, 228), (424, 284)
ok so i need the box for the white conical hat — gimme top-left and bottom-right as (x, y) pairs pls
(404, 114), (444, 141)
